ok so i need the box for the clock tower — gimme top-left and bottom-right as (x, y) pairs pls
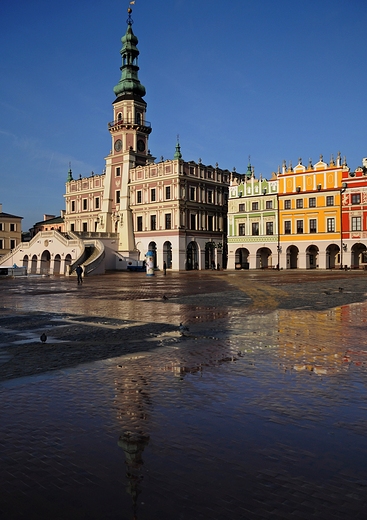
(99, 7), (152, 256)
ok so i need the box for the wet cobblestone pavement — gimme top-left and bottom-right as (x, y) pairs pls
(1, 270), (367, 519)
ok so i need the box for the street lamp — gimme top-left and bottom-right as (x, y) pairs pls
(340, 182), (347, 269)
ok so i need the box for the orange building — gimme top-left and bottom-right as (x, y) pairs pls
(277, 154), (349, 269)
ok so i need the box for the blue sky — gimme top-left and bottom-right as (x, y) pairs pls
(1, 0), (367, 230)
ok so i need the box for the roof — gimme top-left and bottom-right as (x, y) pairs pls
(34, 216), (64, 226)
(0, 212), (23, 219)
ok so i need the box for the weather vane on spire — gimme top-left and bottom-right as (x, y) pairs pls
(127, 0), (135, 25)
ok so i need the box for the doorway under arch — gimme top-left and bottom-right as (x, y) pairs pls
(22, 255), (29, 271)
(351, 242), (367, 269)
(31, 255), (37, 274)
(287, 245), (299, 269)
(235, 248), (249, 269)
(186, 241), (198, 270)
(326, 244), (340, 269)
(163, 241), (172, 269)
(256, 247), (272, 269)
(306, 245), (319, 269)
(54, 254), (61, 274)
(40, 250), (51, 274)
(64, 254), (72, 274)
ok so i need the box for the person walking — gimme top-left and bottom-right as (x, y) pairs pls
(76, 264), (83, 284)
(163, 261), (167, 275)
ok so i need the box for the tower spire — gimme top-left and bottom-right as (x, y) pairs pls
(113, 6), (146, 102)
(174, 135), (182, 160)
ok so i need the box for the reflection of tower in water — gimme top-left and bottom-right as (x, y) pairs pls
(118, 431), (150, 520)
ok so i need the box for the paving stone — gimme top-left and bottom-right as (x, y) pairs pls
(1, 271), (367, 519)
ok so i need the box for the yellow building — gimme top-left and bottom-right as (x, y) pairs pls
(0, 204), (22, 260)
(278, 154), (349, 269)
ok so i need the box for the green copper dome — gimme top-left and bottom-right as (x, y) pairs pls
(113, 22), (146, 101)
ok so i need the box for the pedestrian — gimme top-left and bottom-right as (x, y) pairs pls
(76, 264), (83, 284)
(163, 261), (167, 275)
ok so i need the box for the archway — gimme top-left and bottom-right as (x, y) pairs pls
(163, 241), (172, 269)
(64, 254), (72, 274)
(40, 250), (51, 274)
(256, 247), (272, 269)
(326, 244), (340, 269)
(186, 241), (198, 270)
(22, 255), (29, 271)
(205, 242), (216, 269)
(351, 243), (367, 269)
(30, 255), (37, 274)
(306, 245), (319, 269)
(148, 241), (157, 268)
(286, 245), (298, 269)
(54, 254), (61, 274)
(235, 248), (249, 269)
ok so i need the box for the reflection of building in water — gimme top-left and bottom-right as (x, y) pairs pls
(275, 307), (355, 374)
(118, 431), (150, 520)
(114, 366), (152, 425)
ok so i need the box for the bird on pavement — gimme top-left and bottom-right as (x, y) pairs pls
(179, 323), (189, 336)
(40, 333), (47, 343)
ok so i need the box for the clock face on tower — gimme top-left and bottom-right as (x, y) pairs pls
(137, 139), (145, 152)
(114, 139), (122, 152)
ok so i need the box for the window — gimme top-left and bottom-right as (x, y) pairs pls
(71, 201), (75, 212)
(327, 218), (335, 232)
(190, 214), (196, 230)
(70, 223), (75, 232)
(284, 200), (291, 209)
(296, 199), (303, 209)
(309, 219), (317, 233)
(309, 197), (316, 208)
(326, 196), (334, 206)
(137, 190), (142, 204)
(352, 193), (361, 205)
(208, 190), (213, 203)
(266, 222), (273, 235)
(252, 202), (259, 211)
(190, 187), (196, 201)
(165, 186), (171, 200)
(165, 213), (171, 230)
(239, 224), (245, 236)
(252, 222), (259, 235)
(239, 203), (245, 212)
(137, 216), (143, 231)
(284, 221), (291, 234)
(151, 188), (156, 202)
(95, 197), (100, 209)
(297, 220), (303, 233)
(0, 239), (3, 249)
(10, 223), (16, 231)
(83, 199), (88, 210)
(116, 167), (121, 177)
(150, 215), (156, 230)
(352, 216), (361, 231)
(266, 200), (273, 209)
(82, 222), (88, 232)
(10, 239), (16, 249)
(208, 215), (213, 231)
(0, 223), (2, 231)
(116, 191), (120, 204)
